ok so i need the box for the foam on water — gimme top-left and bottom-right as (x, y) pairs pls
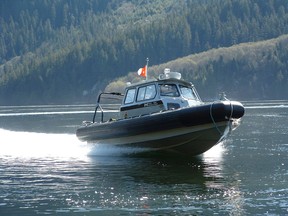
(0, 129), (90, 159)
(244, 101), (288, 109)
(0, 110), (121, 117)
(0, 129), (153, 159)
(203, 141), (226, 161)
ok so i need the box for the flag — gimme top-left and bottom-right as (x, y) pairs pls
(137, 66), (147, 77)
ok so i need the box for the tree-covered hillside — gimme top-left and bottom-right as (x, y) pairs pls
(106, 35), (288, 100)
(1, 0), (288, 104)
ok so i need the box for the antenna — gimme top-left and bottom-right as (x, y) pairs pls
(146, 57), (149, 80)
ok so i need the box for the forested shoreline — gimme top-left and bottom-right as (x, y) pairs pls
(1, 0), (288, 105)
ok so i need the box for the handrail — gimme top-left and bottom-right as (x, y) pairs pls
(92, 92), (123, 123)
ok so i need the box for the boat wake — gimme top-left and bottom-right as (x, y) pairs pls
(244, 100), (288, 109)
(0, 129), (91, 159)
(0, 129), (153, 159)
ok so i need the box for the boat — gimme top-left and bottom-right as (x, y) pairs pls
(76, 68), (245, 156)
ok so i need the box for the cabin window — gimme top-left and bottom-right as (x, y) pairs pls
(179, 85), (198, 100)
(137, 84), (156, 101)
(124, 88), (136, 104)
(160, 84), (180, 97)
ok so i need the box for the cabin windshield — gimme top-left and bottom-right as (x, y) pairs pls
(124, 88), (136, 104)
(137, 84), (157, 101)
(179, 85), (198, 100)
(160, 84), (180, 97)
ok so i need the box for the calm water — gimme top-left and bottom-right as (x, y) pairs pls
(0, 101), (287, 216)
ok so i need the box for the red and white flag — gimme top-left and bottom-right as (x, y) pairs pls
(137, 66), (147, 77)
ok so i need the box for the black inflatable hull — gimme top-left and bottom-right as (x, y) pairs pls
(76, 101), (244, 156)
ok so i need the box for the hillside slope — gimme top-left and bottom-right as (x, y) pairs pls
(106, 35), (288, 100)
(1, 0), (288, 104)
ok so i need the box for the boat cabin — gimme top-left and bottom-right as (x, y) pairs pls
(120, 69), (202, 118)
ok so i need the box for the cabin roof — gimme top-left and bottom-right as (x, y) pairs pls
(125, 78), (192, 90)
